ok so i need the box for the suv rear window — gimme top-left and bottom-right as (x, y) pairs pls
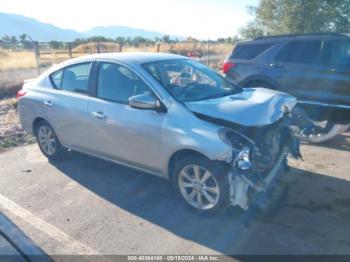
(275, 40), (322, 64)
(230, 43), (273, 60)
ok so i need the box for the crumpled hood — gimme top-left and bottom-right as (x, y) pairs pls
(185, 88), (297, 127)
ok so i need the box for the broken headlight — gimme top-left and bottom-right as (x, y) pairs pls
(235, 147), (253, 171)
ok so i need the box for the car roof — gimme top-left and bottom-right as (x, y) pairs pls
(66, 52), (187, 65)
(237, 33), (350, 45)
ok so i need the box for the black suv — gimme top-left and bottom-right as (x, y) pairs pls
(223, 33), (350, 142)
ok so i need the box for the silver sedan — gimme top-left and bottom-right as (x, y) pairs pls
(18, 52), (300, 215)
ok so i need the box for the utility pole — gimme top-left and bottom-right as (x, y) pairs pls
(33, 41), (41, 75)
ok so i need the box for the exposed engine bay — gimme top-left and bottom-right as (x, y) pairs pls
(197, 112), (301, 210)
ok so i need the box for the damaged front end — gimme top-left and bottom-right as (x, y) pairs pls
(206, 114), (301, 211)
(186, 87), (301, 211)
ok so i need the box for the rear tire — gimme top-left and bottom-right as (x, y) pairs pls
(171, 155), (230, 216)
(306, 122), (350, 143)
(34, 121), (67, 160)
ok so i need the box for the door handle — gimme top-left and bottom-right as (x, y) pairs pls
(269, 63), (283, 68)
(91, 111), (106, 119)
(43, 100), (53, 107)
(331, 68), (348, 73)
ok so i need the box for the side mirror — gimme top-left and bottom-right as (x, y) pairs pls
(128, 94), (160, 110)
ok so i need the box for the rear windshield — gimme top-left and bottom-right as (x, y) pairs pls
(230, 43), (273, 60)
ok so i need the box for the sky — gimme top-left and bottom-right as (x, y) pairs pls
(0, 0), (259, 40)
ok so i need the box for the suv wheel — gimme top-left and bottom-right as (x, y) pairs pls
(172, 156), (230, 215)
(246, 80), (275, 90)
(35, 121), (67, 160)
(303, 121), (350, 143)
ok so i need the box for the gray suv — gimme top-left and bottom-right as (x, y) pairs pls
(224, 33), (350, 142)
(18, 53), (300, 215)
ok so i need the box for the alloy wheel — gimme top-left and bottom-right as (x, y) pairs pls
(38, 126), (56, 156)
(178, 164), (220, 210)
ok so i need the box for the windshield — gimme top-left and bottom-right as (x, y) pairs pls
(143, 59), (241, 102)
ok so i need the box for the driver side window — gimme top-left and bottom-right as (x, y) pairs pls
(97, 62), (152, 104)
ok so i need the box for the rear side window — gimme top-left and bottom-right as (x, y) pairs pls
(50, 63), (92, 94)
(230, 43), (273, 60)
(331, 40), (350, 65)
(51, 70), (63, 88)
(275, 41), (322, 64)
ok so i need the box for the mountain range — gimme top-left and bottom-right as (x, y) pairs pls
(0, 12), (183, 41)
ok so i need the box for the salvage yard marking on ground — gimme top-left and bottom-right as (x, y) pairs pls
(0, 193), (98, 255)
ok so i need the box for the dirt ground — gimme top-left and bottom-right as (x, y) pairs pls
(0, 98), (35, 151)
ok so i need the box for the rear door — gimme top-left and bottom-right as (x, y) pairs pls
(47, 62), (93, 150)
(324, 39), (350, 106)
(270, 40), (329, 100)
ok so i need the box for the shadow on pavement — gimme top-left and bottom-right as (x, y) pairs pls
(50, 151), (350, 254)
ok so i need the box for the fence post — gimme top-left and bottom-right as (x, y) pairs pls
(96, 42), (100, 53)
(33, 41), (41, 75)
(68, 43), (72, 58)
(207, 37), (209, 66)
(156, 42), (161, 52)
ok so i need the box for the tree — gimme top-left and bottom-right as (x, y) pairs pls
(49, 40), (63, 49)
(240, 0), (350, 39)
(115, 37), (125, 51)
(18, 33), (33, 49)
(87, 36), (112, 42)
(162, 35), (170, 43)
(18, 34), (27, 42)
(239, 21), (265, 39)
(10, 36), (17, 44)
(154, 37), (162, 43)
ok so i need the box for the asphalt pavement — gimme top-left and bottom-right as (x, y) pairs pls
(0, 133), (349, 256)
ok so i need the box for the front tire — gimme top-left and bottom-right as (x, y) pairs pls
(35, 121), (67, 160)
(171, 156), (230, 215)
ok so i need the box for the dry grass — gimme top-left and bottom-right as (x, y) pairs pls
(40, 52), (85, 67)
(0, 51), (36, 71)
(0, 50), (10, 59)
(72, 42), (120, 53)
(0, 97), (35, 152)
(0, 42), (232, 71)
(0, 50), (87, 71)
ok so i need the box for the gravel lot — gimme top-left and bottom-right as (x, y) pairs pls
(0, 98), (35, 152)
(0, 133), (349, 255)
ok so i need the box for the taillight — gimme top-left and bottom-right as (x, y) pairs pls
(222, 62), (235, 74)
(16, 88), (27, 99)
